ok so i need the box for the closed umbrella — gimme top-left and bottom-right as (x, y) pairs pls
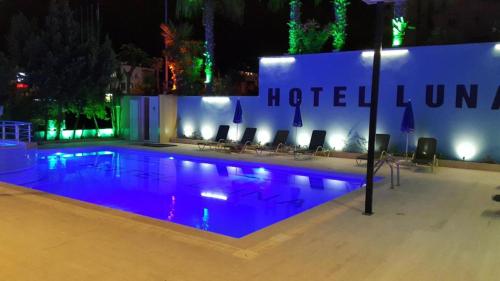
(233, 100), (243, 140)
(293, 103), (303, 147)
(401, 100), (415, 158)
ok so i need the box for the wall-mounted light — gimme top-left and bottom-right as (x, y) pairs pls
(16, 72), (27, 82)
(361, 49), (409, 58)
(260, 57), (296, 65)
(202, 97), (230, 105)
(455, 142), (477, 161)
(201, 192), (228, 201)
(105, 93), (113, 103)
(494, 44), (500, 52)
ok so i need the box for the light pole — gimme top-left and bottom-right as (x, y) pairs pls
(361, 0), (395, 215)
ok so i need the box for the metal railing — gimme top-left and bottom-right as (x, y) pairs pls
(0, 121), (32, 143)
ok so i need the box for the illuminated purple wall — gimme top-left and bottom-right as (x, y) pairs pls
(177, 42), (500, 162)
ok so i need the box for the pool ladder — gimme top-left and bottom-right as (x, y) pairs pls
(373, 155), (400, 188)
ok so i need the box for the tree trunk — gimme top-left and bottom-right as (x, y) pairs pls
(43, 109), (49, 141)
(55, 101), (63, 141)
(203, 0), (215, 94)
(289, 0), (302, 54)
(81, 121), (85, 139)
(394, 0), (406, 18)
(164, 0), (169, 94)
(111, 104), (120, 137)
(92, 114), (100, 137)
(111, 106), (116, 137)
(124, 66), (136, 94)
(72, 111), (80, 140)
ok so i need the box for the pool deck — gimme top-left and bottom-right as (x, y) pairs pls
(1, 142), (499, 281)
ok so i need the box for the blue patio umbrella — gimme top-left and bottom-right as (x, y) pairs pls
(233, 100), (243, 139)
(293, 104), (303, 147)
(401, 101), (415, 157)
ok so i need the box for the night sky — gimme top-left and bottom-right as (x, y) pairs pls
(0, 0), (384, 72)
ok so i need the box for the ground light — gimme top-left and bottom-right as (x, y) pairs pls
(256, 130), (272, 145)
(329, 134), (346, 151)
(201, 125), (214, 140)
(297, 132), (311, 147)
(456, 142), (477, 161)
(183, 124), (194, 138)
(200, 192), (228, 201)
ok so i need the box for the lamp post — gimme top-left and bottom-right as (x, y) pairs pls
(361, 0), (395, 215)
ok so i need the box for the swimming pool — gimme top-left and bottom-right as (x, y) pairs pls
(0, 141), (36, 173)
(0, 147), (372, 238)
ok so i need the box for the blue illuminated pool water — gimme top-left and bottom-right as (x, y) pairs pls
(0, 147), (373, 238)
(0, 141), (17, 147)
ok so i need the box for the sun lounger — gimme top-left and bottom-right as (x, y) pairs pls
(411, 137), (438, 172)
(255, 130), (290, 155)
(294, 130), (328, 160)
(356, 134), (390, 165)
(223, 128), (257, 153)
(197, 125), (230, 150)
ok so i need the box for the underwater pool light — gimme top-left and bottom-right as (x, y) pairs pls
(201, 192), (228, 201)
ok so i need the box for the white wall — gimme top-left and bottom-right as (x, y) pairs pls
(177, 42), (500, 162)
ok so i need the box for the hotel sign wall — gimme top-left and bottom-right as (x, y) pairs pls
(177, 42), (500, 162)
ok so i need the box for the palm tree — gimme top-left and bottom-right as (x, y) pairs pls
(267, 0), (302, 54)
(176, 0), (245, 95)
(265, 0), (323, 54)
(331, 0), (349, 51)
(392, 0), (409, 46)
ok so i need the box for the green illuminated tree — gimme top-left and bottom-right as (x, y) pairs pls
(6, 1), (117, 140)
(265, 0), (323, 54)
(6, 12), (56, 138)
(331, 0), (349, 50)
(161, 22), (204, 95)
(42, 0), (89, 140)
(300, 20), (330, 53)
(392, 0), (408, 47)
(176, 0), (245, 94)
